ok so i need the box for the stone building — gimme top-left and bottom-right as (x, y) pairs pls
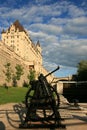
(1, 20), (42, 74)
(0, 20), (53, 86)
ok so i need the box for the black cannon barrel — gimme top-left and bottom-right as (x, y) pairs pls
(45, 66), (60, 78)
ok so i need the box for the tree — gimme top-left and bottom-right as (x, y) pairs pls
(12, 64), (24, 87)
(4, 62), (12, 85)
(27, 69), (36, 83)
(77, 60), (87, 81)
(15, 64), (24, 80)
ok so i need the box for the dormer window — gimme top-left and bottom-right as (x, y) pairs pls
(17, 28), (19, 32)
(10, 25), (15, 34)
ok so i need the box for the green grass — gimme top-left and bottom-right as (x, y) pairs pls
(0, 87), (28, 104)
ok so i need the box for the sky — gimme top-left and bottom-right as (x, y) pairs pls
(0, 0), (87, 77)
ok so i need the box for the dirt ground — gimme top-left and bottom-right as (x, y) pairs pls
(0, 103), (87, 130)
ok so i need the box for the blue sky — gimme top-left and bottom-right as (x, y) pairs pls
(0, 0), (87, 77)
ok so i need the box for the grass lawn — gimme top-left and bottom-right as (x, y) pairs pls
(0, 87), (28, 104)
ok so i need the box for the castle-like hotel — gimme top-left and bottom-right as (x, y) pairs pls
(2, 20), (42, 67)
(0, 20), (53, 86)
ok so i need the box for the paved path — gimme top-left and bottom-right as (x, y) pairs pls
(0, 103), (87, 130)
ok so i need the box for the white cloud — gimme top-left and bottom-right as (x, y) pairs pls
(29, 30), (59, 49)
(68, 4), (86, 17)
(70, 17), (87, 26)
(49, 17), (68, 25)
(64, 25), (87, 36)
(42, 38), (87, 68)
(61, 16), (87, 36)
(29, 23), (63, 35)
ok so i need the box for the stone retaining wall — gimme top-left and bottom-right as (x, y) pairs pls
(0, 42), (30, 86)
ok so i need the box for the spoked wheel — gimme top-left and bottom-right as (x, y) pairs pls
(51, 86), (60, 108)
(25, 87), (35, 108)
(25, 86), (60, 120)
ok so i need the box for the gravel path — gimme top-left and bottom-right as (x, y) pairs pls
(0, 103), (26, 130)
(0, 103), (87, 130)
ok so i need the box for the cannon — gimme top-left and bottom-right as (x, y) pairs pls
(19, 66), (65, 129)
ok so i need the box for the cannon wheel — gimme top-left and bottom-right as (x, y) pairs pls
(25, 86), (60, 120)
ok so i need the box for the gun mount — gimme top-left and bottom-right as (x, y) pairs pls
(19, 66), (66, 129)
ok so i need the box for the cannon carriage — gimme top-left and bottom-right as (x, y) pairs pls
(19, 66), (65, 129)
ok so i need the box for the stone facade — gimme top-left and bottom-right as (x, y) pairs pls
(0, 20), (53, 86)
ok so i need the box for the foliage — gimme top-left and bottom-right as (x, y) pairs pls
(23, 80), (29, 88)
(15, 64), (24, 80)
(12, 74), (17, 87)
(4, 62), (12, 84)
(12, 64), (24, 87)
(27, 69), (36, 83)
(3, 63), (24, 87)
(77, 60), (87, 81)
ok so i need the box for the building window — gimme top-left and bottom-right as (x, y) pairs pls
(29, 65), (34, 70)
(11, 36), (14, 38)
(17, 35), (19, 38)
(11, 40), (14, 43)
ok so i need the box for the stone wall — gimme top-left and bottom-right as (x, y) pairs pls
(0, 42), (30, 86)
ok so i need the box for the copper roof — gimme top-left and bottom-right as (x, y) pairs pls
(13, 20), (25, 32)
(5, 20), (26, 33)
